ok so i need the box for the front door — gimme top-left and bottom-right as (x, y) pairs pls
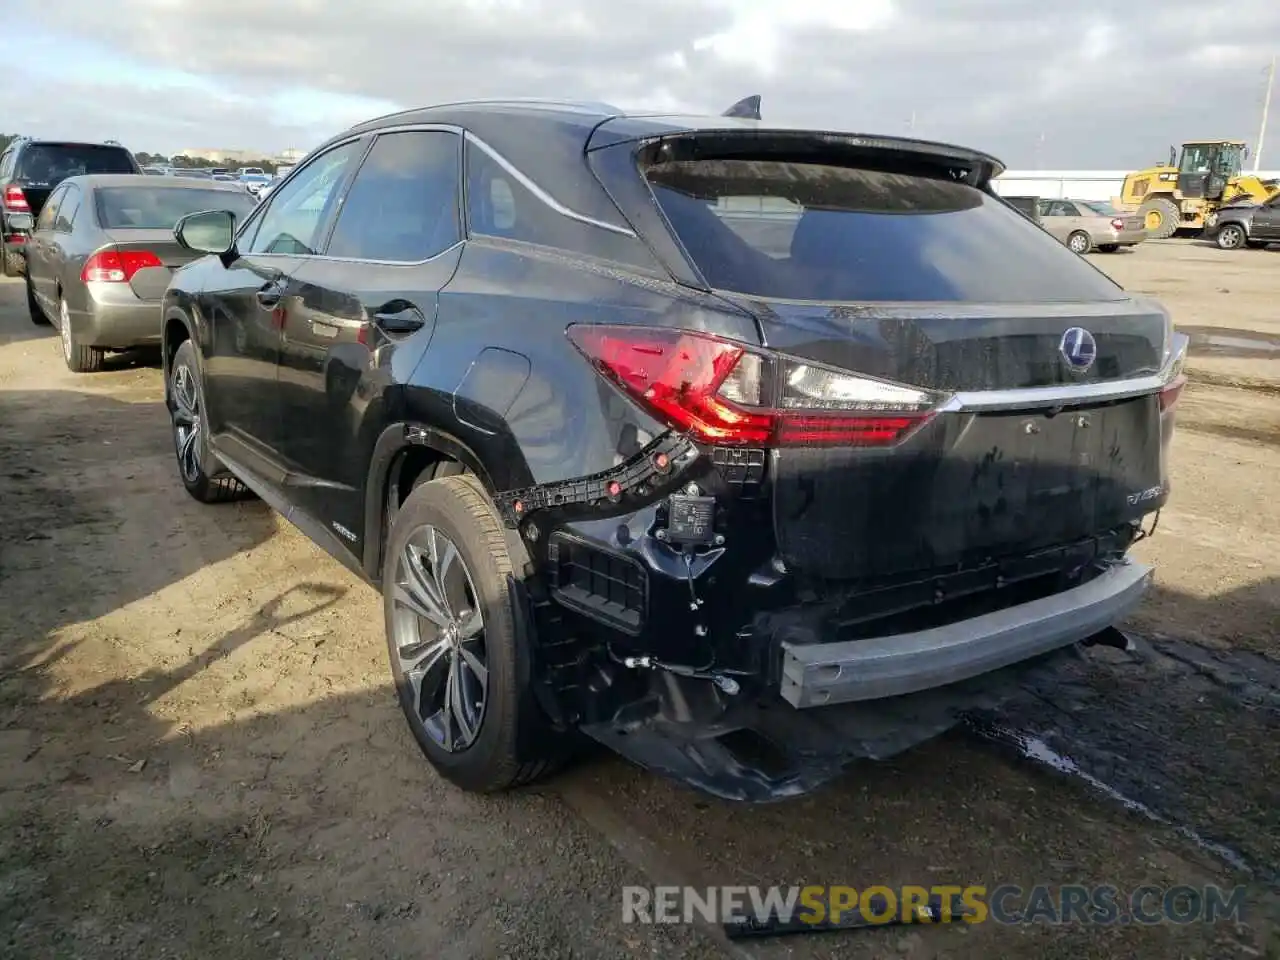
(277, 129), (465, 548)
(1250, 197), (1280, 242)
(200, 137), (369, 468)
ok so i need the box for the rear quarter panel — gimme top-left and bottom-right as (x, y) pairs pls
(419, 237), (760, 489)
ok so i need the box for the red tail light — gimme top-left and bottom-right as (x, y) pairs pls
(1158, 372), (1186, 412)
(566, 326), (942, 448)
(81, 249), (163, 283)
(1110, 218), (1125, 231)
(3, 185), (28, 212)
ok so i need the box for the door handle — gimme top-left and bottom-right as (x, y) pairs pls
(256, 279), (284, 308)
(372, 303), (426, 334)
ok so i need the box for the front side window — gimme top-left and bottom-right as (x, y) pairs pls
(644, 158), (1125, 302)
(244, 140), (363, 255)
(55, 185), (81, 231)
(35, 185), (65, 232)
(325, 131), (460, 262)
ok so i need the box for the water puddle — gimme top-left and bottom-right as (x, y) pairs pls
(968, 720), (1259, 878)
(1181, 326), (1280, 358)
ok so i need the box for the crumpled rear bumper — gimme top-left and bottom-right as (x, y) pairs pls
(779, 560), (1153, 709)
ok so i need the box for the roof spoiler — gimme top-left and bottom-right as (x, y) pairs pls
(721, 95), (761, 120)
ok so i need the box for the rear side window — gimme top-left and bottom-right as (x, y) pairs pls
(94, 186), (257, 229)
(644, 160), (1125, 302)
(16, 144), (136, 183)
(326, 131), (460, 262)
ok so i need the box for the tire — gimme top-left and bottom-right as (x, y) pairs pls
(1097, 243), (1119, 253)
(1138, 196), (1180, 239)
(383, 473), (559, 793)
(1067, 231), (1092, 255)
(25, 276), (49, 325)
(2, 248), (23, 278)
(167, 338), (249, 503)
(58, 296), (103, 373)
(1215, 223), (1247, 250)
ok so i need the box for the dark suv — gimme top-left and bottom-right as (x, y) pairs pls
(0, 137), (141, 276)
(162, 100), (1188, 801)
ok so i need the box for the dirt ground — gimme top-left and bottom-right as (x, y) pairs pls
(0, 239), (1276, 960)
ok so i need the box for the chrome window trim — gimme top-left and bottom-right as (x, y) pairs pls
(462, 130), (636, 238)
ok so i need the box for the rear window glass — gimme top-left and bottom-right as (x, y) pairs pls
(16, 144), (136, 183)
(94, 187), (256, 229)
(644, 160), (1125, 302)
(1081, 200), (1122, 216)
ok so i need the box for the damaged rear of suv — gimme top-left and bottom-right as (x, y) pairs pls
(166, 101), (1187, 802)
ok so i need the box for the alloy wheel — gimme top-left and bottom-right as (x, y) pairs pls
(1219, 225), (1244, 249)
(390, 525), (488, 752)
(1069, 233), (1090, 254)
(170, 363), (203, 482)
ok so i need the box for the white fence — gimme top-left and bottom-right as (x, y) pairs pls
(992, 169), (1280, 202)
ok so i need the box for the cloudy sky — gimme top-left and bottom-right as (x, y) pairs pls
(8, 0), (1280, 169)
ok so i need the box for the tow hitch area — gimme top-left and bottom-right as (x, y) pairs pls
(579, 649), (1080, 802)
(724, 891), (972, 939)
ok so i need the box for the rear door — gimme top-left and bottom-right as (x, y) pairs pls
(279, 128), (464, 542)
(597, 137), (1172, 581)
(1038, 199), (1078, 242)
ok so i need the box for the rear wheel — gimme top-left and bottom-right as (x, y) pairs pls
(1138, 196), (1180, 239)
(168, 339), (249, 503)
(383, 473), (560, 793)
(1245, 239), (1268, 249)
(1097, 243), (1119, 253)
(2, 248), (23, 278)
(59, 296), (103, 373)
(1215, 223), (1247, 250)
(1066, 231), (1092, 255)
(25, 276), (48, 325)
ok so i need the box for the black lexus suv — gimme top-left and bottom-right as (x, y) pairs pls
(0, 137), (142, 276)
(162, 98), (1188, 801)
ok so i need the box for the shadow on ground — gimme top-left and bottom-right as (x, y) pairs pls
(0, 387), (275, 674)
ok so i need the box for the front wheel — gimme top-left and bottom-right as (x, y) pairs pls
(168, 339), (248, 503)
(1216, 223), (1246, 250)
(383, 473), (560, 793)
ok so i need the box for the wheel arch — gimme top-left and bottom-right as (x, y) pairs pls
(361, 422), (511, 584)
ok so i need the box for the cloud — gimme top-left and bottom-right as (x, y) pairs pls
(7, 0), (1280, 168)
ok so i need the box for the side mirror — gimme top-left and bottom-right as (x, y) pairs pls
(174, 209), (237, 256)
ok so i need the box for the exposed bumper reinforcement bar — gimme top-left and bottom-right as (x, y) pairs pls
(780, 561), (1153, 708)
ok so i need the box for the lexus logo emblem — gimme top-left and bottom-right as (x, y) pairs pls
(1059, 327), (1097, 373)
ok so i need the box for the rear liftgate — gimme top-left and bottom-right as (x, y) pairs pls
(494, 324), (1186, 802)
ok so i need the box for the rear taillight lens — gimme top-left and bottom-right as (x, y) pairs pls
(1159, 373), (1186, 412)
(3, 185), (28, 212)
(81, 249), (163, 283)
(566, 325), (943, 448)
(1110, 218), (1125, 231)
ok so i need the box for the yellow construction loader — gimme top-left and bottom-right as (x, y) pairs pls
(1115, 140), (1279, 238)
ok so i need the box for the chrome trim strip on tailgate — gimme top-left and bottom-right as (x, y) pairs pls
(940, 331), (1189, 412)
(779, 561), (1153, 708)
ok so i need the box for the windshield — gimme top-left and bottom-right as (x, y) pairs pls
(16, 144), (136, 184)
(644, 159), (1124, 302)
(94, 186), (257, 229)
